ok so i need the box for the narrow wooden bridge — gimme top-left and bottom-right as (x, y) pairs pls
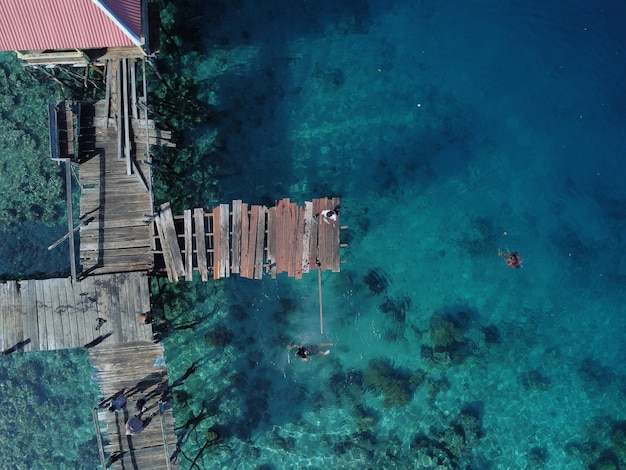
(153, 197), (343, 282)
(0, 273), (178, 469)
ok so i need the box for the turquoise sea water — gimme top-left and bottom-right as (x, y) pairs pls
(3, 0), (626, 468)
(160, 1), (626, 467)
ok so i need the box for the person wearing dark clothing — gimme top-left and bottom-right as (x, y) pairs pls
(288, 342), (334, 362)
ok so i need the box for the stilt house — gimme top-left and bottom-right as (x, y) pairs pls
(0, 0), (159, 66)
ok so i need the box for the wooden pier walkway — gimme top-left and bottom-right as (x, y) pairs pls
(49, 58), (174, 278)
(153, 197), (343, 282)
(91, 342), (178, 470)
(0, 272), (152, 352)
(76, 58), (173, 277)
(0, 273), (179, 469)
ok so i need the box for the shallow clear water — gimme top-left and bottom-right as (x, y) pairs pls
(2, 0), (626, 468)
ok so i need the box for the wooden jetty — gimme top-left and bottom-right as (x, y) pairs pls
(48, 58), (174, 278)
(0, 273), (178, 470)
(91, 342), (178, 470)
(153, 197), (343, 282)
(0, 272), (152, 352)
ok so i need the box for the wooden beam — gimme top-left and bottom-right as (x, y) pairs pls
(184, 209), (193, 281)
(212, 206), (221, 279)
(155, 203), (184, 282)
(122, 58), (132, 175)
(104, 60), (112, 126)
(240, 203), (250, 278)
(219, 203), (230, 278)
(254, 206), (266, 280)
(130, 58), (139, 120)
(301, 201), (313, 274)
(231, 200), (242, 274)
(194, 208), (208, 281)
(116, 59), (123, 159)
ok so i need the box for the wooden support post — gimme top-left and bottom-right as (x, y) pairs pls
(104, 60), (111, 127)
(64, 159), (77, 282)
(122, 58), (132, 175)
(130, 58), (139, 120)
(116, 59), (123, 158)
(318, 267), (324, 334)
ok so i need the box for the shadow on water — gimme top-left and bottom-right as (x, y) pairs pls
(151, 0), (399, 208)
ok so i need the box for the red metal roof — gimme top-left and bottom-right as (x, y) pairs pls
(0, 0), (143, 52)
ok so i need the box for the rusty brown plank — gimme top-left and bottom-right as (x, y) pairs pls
(231, 200), (242, 274)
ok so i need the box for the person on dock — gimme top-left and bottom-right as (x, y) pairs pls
(313, 205), (341, 226)
(288, 343), (334, 362)
(125, 411), (157, 436)
(499, 249), (524, 268)
(108, 388), (130, 412)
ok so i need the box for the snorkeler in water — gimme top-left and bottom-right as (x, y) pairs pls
(499, 249), (524, 268)
(287, 343), (334, 362)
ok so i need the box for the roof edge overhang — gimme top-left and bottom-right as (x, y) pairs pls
(92, 0), (143, 46)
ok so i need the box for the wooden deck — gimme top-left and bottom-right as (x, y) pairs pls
(0, 272), (152, 353)
(76, 58), (173, 277)
(91, 342), (178, 470)
(153, 197), (343, 282)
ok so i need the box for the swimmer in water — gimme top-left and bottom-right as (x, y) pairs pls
(287, 343), (334, 362)
(499, 250), (524, 268)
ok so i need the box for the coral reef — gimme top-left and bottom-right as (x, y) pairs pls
(379, 295), (412, 341)
(527, 446), (549, 467)
(363, 358), (415, 407)
(204, 325), (234, 347)
(424, 310), (481, 368)
(410, 405), (484, 468)
(363, 268), (389, 294)
(520, 369), (551, 392)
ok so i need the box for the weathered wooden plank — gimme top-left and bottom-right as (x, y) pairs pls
(155, 203), (184, 282)
(266, 206), (276, 276)
(254, 206), (266, 280)
(231, 200), (242, 274)
(194, 208), (208, 281)
(11, 282), (24, 348)
(108, 273), (122, 343)
(315, 198), (330, 271)
(219, 203), (230, 278)
(301, 202), (313, 274)
(240, 203), (250, 278)
(10, 281), (23, 347)
(212, 206), (221, 280)
(244, 205), (258, 279)
(2, 283), (11, 351)
(44, 279), (60, 350)
(183, 209), (193, 281)
(310, 199), (321, 264)
(273, 199), (285, 274)
(294, 206), (305, 279)
(289, 202), (301, 278)
(0, 283), (7, 351)
(35, 280), (47, 350)
(330, 196), (342, 272)
(80, 276), (99, 346)
(20, 280), (39, 351)
(63, 277), (80, 349)
(52, 278), (70, 349)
